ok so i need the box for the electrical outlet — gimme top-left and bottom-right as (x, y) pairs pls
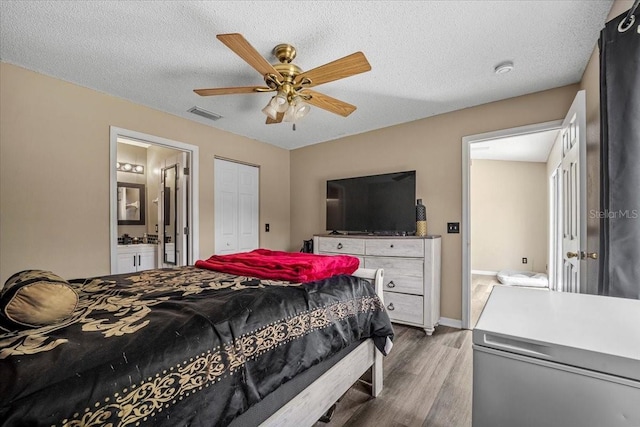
(522, 257), (528, 264)
(265, 223), (270, 232)
(447, 222), (460, 234)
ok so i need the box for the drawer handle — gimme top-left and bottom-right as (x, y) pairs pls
(387, 303), (395, 311)
(390, 244), (394, 248)
(387, 281), (396, 288)
(337, 243), (343, 249)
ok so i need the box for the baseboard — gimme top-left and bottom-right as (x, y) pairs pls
(438, 317), (462, 329)
(472, 270), (498, 276)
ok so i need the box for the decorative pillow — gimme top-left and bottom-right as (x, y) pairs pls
(0, 270), (78, 329)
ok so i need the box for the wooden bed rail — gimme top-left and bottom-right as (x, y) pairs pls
(261, 267), (386, 426)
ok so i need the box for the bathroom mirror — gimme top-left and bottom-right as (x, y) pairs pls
(117, 182), (146, 225)
(163, 165), (177, 264)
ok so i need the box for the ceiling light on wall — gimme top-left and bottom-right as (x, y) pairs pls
(494, 61), (514, 75)
(117, 162), (145, 174)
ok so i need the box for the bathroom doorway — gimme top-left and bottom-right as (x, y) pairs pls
(109, 127), (199, 274)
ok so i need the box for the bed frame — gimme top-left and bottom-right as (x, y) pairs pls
(261, 267), (385, 426)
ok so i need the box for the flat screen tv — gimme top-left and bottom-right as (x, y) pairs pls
(326, 170), (416, 234)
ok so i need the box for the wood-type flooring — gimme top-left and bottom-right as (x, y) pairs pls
(314, 324), (473, 427)
(313, 275), (504, 426)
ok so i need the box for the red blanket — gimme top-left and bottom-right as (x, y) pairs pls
(194, 249), (360, 282)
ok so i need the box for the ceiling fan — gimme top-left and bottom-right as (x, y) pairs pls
(194, 33), (371, 125)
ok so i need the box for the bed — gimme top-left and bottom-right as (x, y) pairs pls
(0, 251), (393, 426)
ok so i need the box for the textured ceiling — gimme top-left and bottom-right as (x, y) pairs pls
(0, 1), (613, 150)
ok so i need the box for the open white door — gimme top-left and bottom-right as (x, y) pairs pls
(159, 152), (189, 267)
(549, 166), (562, 292)
(176, 152), (189, 266)
(560, 90), (586, 293)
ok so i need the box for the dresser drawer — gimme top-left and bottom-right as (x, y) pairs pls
(317, 237), (365, 255)
(365, 239), (424, 257)
(364, 257), (424, 295)
(383, 292), (423, 325)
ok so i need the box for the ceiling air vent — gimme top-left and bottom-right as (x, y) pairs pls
(188, 106), (223, 121)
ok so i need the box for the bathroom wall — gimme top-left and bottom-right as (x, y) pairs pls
(116, 143), (148, 238)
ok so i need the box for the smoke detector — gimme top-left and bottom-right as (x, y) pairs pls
(494, 61), (514, 75)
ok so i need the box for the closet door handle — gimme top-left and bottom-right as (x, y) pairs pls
(337, 243), (343, 250)
(387, 303), (395, 311)
(387, 281), (396, 288)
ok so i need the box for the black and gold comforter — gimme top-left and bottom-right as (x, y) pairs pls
(0, 267), (393, 426)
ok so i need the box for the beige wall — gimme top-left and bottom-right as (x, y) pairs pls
(0, 62), (291, 285)
(290, 84), (579, 320)
(471, 160), (547, 273)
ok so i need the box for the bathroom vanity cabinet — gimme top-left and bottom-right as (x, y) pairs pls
(117, 244), (156, 274)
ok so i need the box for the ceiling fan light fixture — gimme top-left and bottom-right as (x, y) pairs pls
(194, 34), (372, 126)
(271, 91), (289, 113)
(295, 102), (311, 120)
(262, 99), (278, 120)
(283, 104), (296, 122)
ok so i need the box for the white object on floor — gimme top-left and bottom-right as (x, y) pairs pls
(497, 270), (548, 288)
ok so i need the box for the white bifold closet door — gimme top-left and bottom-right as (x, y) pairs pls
(214, 158), (259, 255)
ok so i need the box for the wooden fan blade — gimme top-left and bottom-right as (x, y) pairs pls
(295, 52), (371, 87)
(217, 33), (283, 79)
(194, 86), (271, 96)
(266, 112), (284, 124)
(301, 89), (357, 117)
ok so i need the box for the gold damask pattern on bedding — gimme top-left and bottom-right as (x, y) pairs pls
(58, 295), (382, 427)
(0, 268), (302, 358)
(0, 266), (393, 426)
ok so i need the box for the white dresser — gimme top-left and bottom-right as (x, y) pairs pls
(314, 235), (441, 335)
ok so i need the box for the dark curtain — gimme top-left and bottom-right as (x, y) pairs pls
(599, 7), (640, 299)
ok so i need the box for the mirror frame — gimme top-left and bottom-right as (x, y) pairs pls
(117, 182), (146, 225)
(163, 165), (178, 265)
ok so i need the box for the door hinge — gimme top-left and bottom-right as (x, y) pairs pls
(184, 226), (189, 235)
(183, 167), (190, 176)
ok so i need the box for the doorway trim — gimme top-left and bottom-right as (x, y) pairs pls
(461, 120), (562, 329)
(109, 126), (200, 274)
